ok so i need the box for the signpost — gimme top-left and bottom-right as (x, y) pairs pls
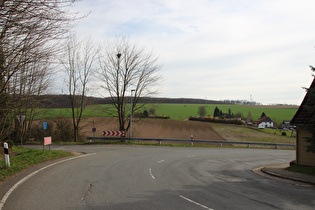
(43, 137), (52, 152)
(43, 122), (51, 152)
(91, 127), (96, 142)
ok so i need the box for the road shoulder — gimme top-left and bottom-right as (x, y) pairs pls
(254, 164), (315, 186)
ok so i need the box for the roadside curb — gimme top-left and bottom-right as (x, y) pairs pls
(260, 165), (315, 186)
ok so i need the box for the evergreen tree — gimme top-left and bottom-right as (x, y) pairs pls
(213, 106), (220, 117)
(260, 112), (266, 118)
(143, 110), (149, 117)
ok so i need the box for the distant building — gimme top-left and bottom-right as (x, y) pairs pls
(291, 77), (315, 167)
(281, 120), (291, 129)
(245, 121), (253, 126)
(254, 117), (274, 128)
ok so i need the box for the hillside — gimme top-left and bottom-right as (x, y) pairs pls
(80, 117), (223, 141)
(77, 117), (295, 144)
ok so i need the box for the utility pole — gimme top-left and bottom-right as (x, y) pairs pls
(130, 89), (135, 137)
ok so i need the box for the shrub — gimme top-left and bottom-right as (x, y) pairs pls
(53, 117), (74, 142)
(28, 116), (74, 142)
(189, 116), (244, 125)
(149, 108), (156, 115)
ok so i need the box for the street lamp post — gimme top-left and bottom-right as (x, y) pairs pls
(130, 89), (135, 137)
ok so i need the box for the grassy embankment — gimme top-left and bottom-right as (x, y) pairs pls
(210, 123), (295, 145)
(0, 146), (72, 182)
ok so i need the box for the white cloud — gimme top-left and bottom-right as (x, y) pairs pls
(68, 0), (315, 104)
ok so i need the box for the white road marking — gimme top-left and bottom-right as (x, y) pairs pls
(180, 195), (214, 210)
(208, 159), (219, 163)
(0, 153), (95, 210)
(149, 168), (156, 180)
(187, 155), (196, 158)
(157, 160), (165, 164)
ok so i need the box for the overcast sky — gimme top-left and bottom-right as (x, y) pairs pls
(69, 0), (315, 105)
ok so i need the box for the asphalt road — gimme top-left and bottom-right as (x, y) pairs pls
(1, 145), (314, 210)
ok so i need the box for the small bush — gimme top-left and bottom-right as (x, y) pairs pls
(53, 116), (74, 142)
(189, 116), (244, 125)
(282, 132), (287, 136)
(28, 116), (74, 142)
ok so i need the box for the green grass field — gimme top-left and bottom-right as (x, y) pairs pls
(34, 103), (298, 125)
(210, 123), (296, 144)
(153, 104), (298, 122)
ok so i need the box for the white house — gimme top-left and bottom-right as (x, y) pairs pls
(254, 117), (274, 128)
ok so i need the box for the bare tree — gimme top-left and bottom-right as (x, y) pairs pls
(0, 0), (78, 141)
(247, 111), (253, 122)
(12, 59), (51, 143)
(98, 38), (162, 135)
(60, 35), (98, 142)
(198, 106), (207, 117)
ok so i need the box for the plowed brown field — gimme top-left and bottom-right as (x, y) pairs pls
(80, 117), (223, 140)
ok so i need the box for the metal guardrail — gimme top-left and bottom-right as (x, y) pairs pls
(86, 136), (296, 149)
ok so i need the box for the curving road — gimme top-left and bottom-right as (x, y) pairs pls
(1, 145), (314, 209)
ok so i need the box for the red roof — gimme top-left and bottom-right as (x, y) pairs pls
(255, 117), (267, 125)
(254, 116), (273, 125)
(291, 77), (315, 125)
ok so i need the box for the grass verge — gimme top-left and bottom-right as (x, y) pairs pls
(286, 165), (315, 176)
(0, 146), (72, 182)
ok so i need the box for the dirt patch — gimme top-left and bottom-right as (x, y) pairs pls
(70, 151), (85, 156)
(80, 117), (223, 140)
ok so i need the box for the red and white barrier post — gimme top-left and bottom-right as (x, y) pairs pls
(102, 131), (125, 137)
(3, 142), (10, 167)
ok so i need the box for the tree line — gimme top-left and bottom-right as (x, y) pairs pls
(36, 95), (263, 109)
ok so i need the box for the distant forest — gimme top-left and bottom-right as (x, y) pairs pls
(37, 94), (261, 108)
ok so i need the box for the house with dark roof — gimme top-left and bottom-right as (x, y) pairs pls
(291, 77), (315, 166)
(254, 116), (273, 128)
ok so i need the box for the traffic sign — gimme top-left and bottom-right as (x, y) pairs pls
(92, 127), (96, 132)
(102, 131), (125, 136)
(44, 137), (52, 145)
(43, 122), (47, 130)
(16, 115), (25, 124)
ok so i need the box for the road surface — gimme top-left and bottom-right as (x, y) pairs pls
(1, 145), (314, 209)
